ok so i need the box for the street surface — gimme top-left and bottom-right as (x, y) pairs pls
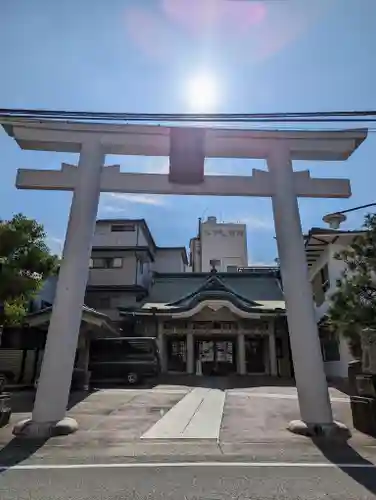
(0, 381), (375, 498)
(1, 463), (376, 499)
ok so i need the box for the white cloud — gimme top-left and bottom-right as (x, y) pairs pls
(47, 236), (64, 256)
(237, 215), (274, 230)
(103, 192), (168, 206)
(126, 157), (170, 175)
(100, 205), (127, 214)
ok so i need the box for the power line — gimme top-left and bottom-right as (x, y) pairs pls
(2, 108), (376, 134)
(1, 108), (376, 119)
(1, 108), (376, 123)
(327, 203), (376, 217)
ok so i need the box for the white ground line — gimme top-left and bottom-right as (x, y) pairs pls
(231, 392), (350, 403)
(94, 389), (189, 395)
(0, 462), (375, 471)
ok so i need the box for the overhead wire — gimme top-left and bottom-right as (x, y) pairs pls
(1, 108), (376, 120)
(2, 108), (376, 133)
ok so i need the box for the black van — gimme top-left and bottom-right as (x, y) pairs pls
(89, 337), (160, 386)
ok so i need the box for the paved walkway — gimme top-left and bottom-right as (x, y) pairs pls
(142, 388), (225, 440)
(0, 383), (374, 467)
(0, 384), (365, 445)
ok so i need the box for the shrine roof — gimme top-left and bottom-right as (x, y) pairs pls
(119, 270), (285, 315)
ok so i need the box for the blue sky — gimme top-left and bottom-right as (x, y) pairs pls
(1, 0), (376, 265)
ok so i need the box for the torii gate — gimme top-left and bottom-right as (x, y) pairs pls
(1, 118), (367, 438)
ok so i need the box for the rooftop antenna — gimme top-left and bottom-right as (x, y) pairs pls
(201, 207), (209, 223)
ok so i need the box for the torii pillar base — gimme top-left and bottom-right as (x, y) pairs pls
(13, 417), (78, 438)
(288, 420), (351, 440)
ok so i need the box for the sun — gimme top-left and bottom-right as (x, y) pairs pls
(186, 73), (219, 113)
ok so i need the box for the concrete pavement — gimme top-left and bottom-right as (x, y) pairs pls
(1, 463), (376, 499)
(141, 387), (225, 440)
(0, 383), (374, 468)
(0, 384), (376, 498)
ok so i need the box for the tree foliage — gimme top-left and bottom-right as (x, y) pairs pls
(327, 213), (376, 356)
(0, 214), (58, 325)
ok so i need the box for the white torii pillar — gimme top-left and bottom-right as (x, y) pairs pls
(1, 119), (366, 438)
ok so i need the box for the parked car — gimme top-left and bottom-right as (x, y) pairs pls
(89, 337), (160, 386)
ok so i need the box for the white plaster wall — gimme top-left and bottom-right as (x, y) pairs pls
(309, 243), (347, 322)
(308, 245), (330, 282)
(92, 222), (148, 247)
(201, 219), (247, 272)
(308, 240), (354, 379)
(328, 243), (347, 284)
(88, 254), (137, 286)
(154, 249), (186, 273)
(324, 335), (353, 379)
(190, 238), (201, 271)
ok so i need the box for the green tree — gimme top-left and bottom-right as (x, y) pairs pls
(0, 214), (58, 327)
(327, 213), (376, 357)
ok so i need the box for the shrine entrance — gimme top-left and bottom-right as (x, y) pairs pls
(245, 337), (266, 374)
(196, 338), (236, 376)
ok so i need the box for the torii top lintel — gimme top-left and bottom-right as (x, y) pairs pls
(1, 118), (367, 161)
(1, 118), (368, 199)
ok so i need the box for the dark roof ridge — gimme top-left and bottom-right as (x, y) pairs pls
(166, 273), (261, 308)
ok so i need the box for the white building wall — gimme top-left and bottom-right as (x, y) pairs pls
(200, 217), (248, 272)
(308, 239), (353, 379)
(190, 238), (201, 271)
(154, 249), (186, 273)
(328, 242), (347, 287)
(309, 243), (347, 322)
(92, 221), (148, 247)
(323, 335), (353, 379)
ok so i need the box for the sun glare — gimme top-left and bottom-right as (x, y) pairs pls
(186, 73), (219, 113)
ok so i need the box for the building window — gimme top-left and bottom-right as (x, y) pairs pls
(139, 261), (144, 274)
(111, 223), (135, 232)
(320, 264), (330, 292)
(320, 328), (340, 362)
(91, 258), (106, 269)
(89, 258), (123, 269)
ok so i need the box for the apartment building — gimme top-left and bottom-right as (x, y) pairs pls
(189, 216), (248, 272)
(306, 227), (365, 379)
(85, 219), (188, 322)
